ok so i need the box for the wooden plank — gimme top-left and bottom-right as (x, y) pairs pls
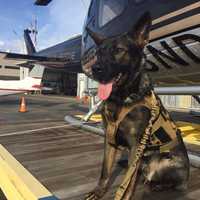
(1, 127), (200, 200)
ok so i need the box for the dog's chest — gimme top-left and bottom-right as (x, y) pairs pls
(103, 100), (147, 147)
(103, 95), (178, 148)
(103, 101), (120, 122)
(104, 101), (143, 125)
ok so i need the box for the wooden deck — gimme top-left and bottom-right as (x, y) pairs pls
(0, 126), (200, 200)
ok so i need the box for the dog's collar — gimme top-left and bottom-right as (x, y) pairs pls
(124, 72), (153, 105)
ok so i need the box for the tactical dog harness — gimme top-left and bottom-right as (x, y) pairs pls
(103, 90), (179, 200)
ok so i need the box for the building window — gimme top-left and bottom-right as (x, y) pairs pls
(5, 66), (19, 70)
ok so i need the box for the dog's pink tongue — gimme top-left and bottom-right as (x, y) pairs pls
(98, 82), (113, 100)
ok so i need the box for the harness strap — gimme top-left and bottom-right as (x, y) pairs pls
(151, 110), (177, 141)
(106, 93), (156, 146)
(146, 138), (178, 153)
(106, 122), (118, 145)
(160, 138), (178, 153)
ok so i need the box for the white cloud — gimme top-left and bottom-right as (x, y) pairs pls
(37, 0), (91, 50)
(0, 39), (25, 53)
(0, 0), (91, 53)
(0, 40), (5, 46)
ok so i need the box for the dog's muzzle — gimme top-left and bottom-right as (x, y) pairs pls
(82, 54), (112, 83)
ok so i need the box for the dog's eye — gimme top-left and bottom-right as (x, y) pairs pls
(115, 48), (124, 53)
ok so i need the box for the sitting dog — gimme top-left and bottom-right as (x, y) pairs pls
(82, 13), (189, 200)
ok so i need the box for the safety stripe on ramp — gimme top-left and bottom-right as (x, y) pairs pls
(0, 144), (59, 200)
(179, 126), (195, 132)
(75, 114), (102, 122)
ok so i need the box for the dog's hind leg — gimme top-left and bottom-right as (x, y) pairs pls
(84, 137), (117, 200)
(144, 138), (189, 192)
(144, 155), (188, 192)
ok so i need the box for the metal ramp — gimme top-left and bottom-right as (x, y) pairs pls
(0, 144), (59, 200)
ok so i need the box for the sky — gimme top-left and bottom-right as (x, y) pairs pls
(0, 0), (91, 53)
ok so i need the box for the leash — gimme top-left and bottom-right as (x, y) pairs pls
(114, 92), (159, 200)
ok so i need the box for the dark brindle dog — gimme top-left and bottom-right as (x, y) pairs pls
(82, 13), (189, 200)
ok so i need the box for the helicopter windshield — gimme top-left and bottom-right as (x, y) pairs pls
(99, 0), (127, 27)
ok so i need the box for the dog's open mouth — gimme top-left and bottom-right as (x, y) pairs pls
(98, 73), (123, 100)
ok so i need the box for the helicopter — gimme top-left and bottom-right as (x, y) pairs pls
(81, 0), (200, 90)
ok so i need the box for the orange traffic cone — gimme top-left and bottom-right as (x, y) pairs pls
(19, 96), (28, 113)
(82, 96), (89, 104)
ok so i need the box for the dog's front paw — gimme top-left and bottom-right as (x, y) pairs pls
(84, 192), (99, 200)
(84, 187), (106, 200)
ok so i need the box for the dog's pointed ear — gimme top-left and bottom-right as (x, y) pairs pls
(86, 27), (105, 46)
(129, 13), (152, 48)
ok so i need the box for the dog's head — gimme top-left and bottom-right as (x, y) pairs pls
(82, 13), (151, 100)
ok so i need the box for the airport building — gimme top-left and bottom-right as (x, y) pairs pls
(0, 65), (21, 80)
(42, 69), (77, 96)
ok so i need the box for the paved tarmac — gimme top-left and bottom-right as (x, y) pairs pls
(0, 94), (200, 200)
(0, 94), (88, 134)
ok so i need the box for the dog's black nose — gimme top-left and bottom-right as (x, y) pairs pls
(92, 64), (103, 74)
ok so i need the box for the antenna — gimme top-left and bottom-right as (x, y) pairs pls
(81, 0), (87, 10)
(12, 29), (25, 53)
